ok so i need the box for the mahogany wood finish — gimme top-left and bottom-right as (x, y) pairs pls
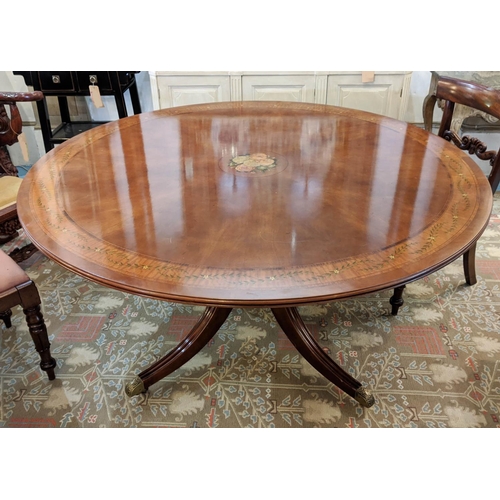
(391, 76), (500, 315)
(0, 90), (44, 152)
(0, 90), (43, 261)
(0, 249), (56, 380)
(271, 307), (374, 406)
(125, 307), (231, 396)
(389, 285), (406, 316)
(17, 101), (493, 407)
(436, 76), (500, 192)
(463, 242), (477, 285)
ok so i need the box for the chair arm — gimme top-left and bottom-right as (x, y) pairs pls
(0, 91), (44, 146)
(0, 91), (43, 103)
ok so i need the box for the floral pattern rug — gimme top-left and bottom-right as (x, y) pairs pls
(1, 196), (500, 428)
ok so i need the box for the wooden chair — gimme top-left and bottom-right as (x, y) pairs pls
(390, 76), (500, 315)
(0, 248), (56, 380)
(0, 90), (44, 262)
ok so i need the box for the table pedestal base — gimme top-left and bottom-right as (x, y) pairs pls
(124, 306), (375, 408)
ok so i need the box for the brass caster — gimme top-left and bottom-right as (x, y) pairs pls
(354, 387), (375, 408)
(125, 376), (146, 397)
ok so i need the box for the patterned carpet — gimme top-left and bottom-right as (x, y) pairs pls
(1, 196), (500, 428)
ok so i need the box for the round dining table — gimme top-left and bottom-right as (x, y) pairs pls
(18, 101), (493, 407)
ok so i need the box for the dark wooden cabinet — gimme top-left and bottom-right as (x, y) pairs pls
(14, 71), (142, 152)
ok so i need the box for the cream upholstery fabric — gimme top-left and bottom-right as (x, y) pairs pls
(0, 176), (23, 210)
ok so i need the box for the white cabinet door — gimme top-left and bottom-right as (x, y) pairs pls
(241, 75), (316, 103)
(150, 72), (413, 119)
(155, 75), (231, 108)
(326, 73), (410, 120)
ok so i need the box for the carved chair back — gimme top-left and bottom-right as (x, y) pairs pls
(0, 98), (23, 149)
(0, 91), (44, 261)
(0, 91), (43, 176)
(436, 76), (500, 192)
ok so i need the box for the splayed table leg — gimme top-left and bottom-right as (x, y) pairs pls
(126, 304), (375, 407)
(271, 306), (375, 408)
(125, 306), (232, 397)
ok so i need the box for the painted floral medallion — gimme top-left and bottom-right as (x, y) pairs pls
(220, 152), (287, 176)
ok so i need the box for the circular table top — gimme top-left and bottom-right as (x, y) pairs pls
(18, 101), (493, 307)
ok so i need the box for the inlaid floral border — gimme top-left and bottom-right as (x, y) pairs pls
(23, 104), (489, 299)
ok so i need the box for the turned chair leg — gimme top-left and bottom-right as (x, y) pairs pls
(18, 282), (57, 380)
(23, 304), (56, 380)
(390, 285), (406, 316)
(390, 243), (477, 317)
(463, 243), (477, 286)
(0, 309), (13, 328)
(0, 245), (56, 381)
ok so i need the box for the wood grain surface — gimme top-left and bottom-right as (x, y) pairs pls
(18, 101), (493, 306)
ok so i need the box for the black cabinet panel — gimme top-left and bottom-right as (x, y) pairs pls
(38, 72), (75, 92)
(13, 71), (142, 152)
(76, 72), (112, 91)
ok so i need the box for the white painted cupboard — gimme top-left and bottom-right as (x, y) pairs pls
(149, 71), (412, 120)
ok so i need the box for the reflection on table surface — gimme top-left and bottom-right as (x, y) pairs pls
(20, 102), (492, 305)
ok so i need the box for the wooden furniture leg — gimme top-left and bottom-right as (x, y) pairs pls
(463, 243), (477, 285)
(0, 309), (12, 327)
(0, 245), (56, 381)
(271, 307), (375, 407)
(125, 306), (232, 396)
(19, 282), (56, 380)
(390, 284), (406, 316)
(423, 93), (437, 132)
(13, 281), (56, 380)
(125, 305), (376, 407)
(23, 306), (56, 380)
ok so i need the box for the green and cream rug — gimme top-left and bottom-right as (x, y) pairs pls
(1, 196), (500, 428)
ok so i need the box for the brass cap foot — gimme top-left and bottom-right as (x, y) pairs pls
(125, 376), (146, 397)
(354, 387), (375, 408)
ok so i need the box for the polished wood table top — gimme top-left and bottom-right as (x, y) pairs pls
(18, 101), (493, 406)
